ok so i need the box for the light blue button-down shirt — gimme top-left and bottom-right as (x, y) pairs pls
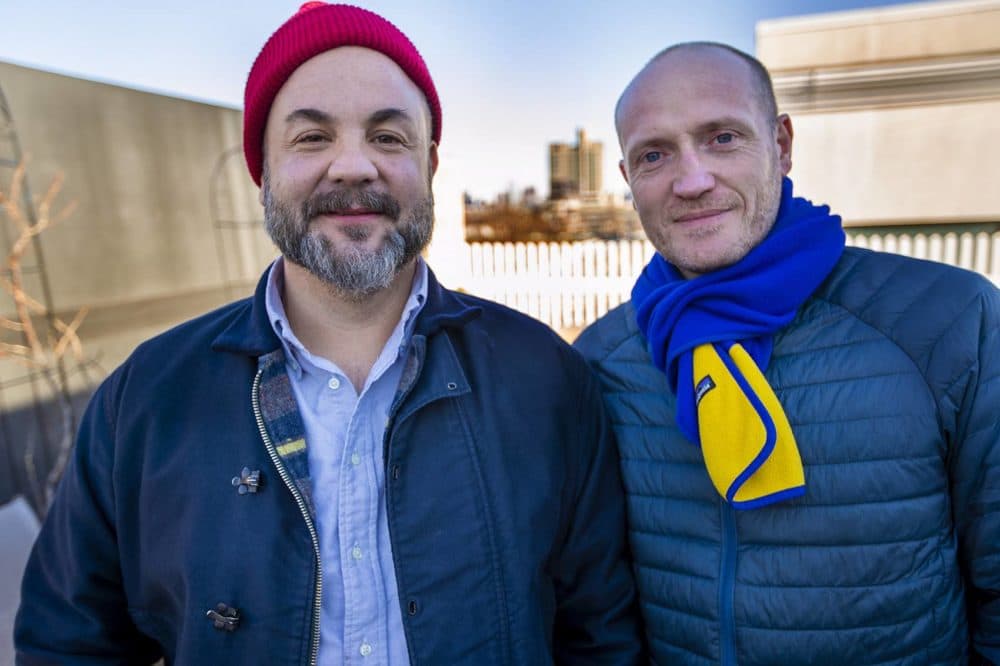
(265, 258), (427, 665)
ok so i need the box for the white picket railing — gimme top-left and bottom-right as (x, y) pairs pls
(461, 240), (654, 332)
(462, 229), (1000, 331)
(461, 240), (655, 331)
(845, 229), (1000, 280)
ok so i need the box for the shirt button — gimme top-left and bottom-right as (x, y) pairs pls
(350, 453), (361, 466)
(351, 546), (363, 560)
(327, 376), (341, 390)
(360, 643), (372, 657)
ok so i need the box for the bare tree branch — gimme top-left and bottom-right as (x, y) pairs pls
(1, 159), (88, 515)
(1, 159), (83, 366)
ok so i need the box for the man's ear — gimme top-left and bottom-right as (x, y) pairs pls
(428, 142), (439, 177)
(776, 113), (793, 175)
(619, 160), (639, 210)
(619, 160), (637, 209)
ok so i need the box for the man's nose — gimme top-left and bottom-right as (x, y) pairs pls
(326, 140), (378, 185)
(672, 151), (715, 199)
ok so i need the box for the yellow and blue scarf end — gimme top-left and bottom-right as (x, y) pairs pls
(728, 484), (805, 510)
(695, 342), (806, 510)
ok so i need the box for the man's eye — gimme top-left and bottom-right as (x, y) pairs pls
(715, 132), (735, 145)
(374, 134), (403, 145)
(296, 133), (325, 143)
(642, 151), (662, 164)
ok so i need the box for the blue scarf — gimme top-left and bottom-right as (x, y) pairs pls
(632, 177), (844, 507)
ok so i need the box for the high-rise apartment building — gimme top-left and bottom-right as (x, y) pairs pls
(548, 128), (602, 199)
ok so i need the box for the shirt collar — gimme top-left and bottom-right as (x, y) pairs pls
(264, 257), (429, 379)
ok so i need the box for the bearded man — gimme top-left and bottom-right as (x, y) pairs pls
(15, 4), (643, 664)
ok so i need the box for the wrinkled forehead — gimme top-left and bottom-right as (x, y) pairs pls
(269, 46), (433, 135)
(616, 46), (761, 139)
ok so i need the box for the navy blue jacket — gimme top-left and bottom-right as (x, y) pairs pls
(576, 248), (1000, 665)
(16, 267), (643, 665)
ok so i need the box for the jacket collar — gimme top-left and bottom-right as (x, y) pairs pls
(211, 262), (482, 356)
(414, 266), (481, 337)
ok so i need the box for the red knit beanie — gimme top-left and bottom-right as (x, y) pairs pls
(243, 2), (441, 186)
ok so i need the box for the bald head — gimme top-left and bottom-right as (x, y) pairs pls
(612, 40), (793, 278)
(615, 42), (778, 143)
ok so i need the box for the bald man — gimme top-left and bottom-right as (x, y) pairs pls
(576, 42), (1000, 665)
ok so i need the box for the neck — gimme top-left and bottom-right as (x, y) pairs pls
(280, 258), (418, 392)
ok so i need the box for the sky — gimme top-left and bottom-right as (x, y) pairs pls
(1, 0), (920, 200)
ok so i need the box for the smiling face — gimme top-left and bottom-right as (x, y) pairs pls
(261, 46), (438, 299)
(617, 45), (792, 278)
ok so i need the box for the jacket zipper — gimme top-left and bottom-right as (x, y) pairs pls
(719, 501), (738, 666)
(252, 369), (322, 666)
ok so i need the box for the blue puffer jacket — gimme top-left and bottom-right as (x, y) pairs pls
(16, 267), (643, 665)
(575, 248), (1000, 665)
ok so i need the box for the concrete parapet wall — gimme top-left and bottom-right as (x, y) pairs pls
(757, 0), (1000, 228)
(0, 61), (272, 316)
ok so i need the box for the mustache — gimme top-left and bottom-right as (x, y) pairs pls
(303, 188), (402, 221)
(668, 197), (738, 219)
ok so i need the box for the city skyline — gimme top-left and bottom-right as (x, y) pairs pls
(1, 0), (919, 199)
(550, 128), (603, 199)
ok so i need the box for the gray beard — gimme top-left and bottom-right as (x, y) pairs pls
(262, 172), (433, 301)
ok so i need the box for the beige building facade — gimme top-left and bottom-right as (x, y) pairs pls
(757, 0), (1000, 238)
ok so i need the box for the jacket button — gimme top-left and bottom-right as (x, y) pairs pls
(206, 602), (241, 631)
(408, 600), (419, 615)
(391, 465), (400, 481)
(231, 467), (261, 495)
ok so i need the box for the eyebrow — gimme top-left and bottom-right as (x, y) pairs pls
(626, 115), (759, 157)
(698, 116), (757, 135)
(625, 138), (665, 162)
(284, 108), (332, 125)
(282, 107), (416, 129)
(368, 108), (415, 126)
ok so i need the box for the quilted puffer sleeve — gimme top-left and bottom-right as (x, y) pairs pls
(948, 282), (1000, 664)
